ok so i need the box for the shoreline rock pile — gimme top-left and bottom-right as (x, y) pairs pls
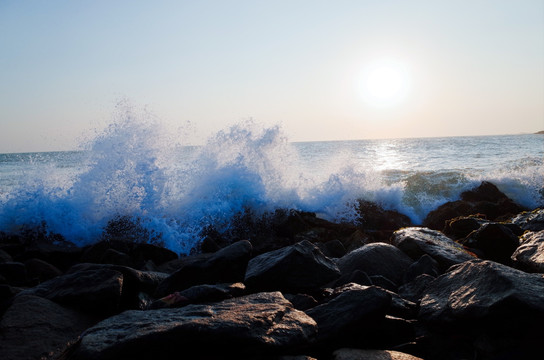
(1, 181), (543, 359)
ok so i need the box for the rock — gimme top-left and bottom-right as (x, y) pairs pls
(284, 293), (319, 311)
(419, 259), (544, 324)
(24, 258), (62, 284)
(317, 239), (347, 258)
(369, 275), (397, 292)
(442, 215), (489, 239)
(67, 263), (169, 310)
(356, 200), (413, 231)
(336, 243), (414, 286)
(0, 262), (27, 286)
(511, 230), (544, 272)
(22, 268), (123, 315)
(0, 294), (95, 360)
(244, 240), (340, 292)
(341, 229), (370, 252)
(510, 208), (544, 231)
(422, 181), (526, 230)
(0, 248), (13, 262)
(460, 223), (520, 264)
(155, 240), (252, 297)
(333, 348), (423, 360)
(333, 269), (373, 288)
(99, 248), (132, 266)
(305, 284), (391, 345)
(149, 282), (246, 309)
(70, 292), (317, 360)
(403, 254), (439, 283)
(391, 227), (475, 270)
(398, 274), (435, 303)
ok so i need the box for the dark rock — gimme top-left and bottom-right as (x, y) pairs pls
(244, 240), (340, 292)
(403, 254), (439, 283)
(399, 274), (435, 303)
(336, 243), (414, 286)
(391, 227), (475, 270)
(23, 268), (123, 315)
(199, 236), (221, 253)
(510, 208), (544, 231)
(67, 263), (168, 310)
(99, 248), (132, 266)
(333, 269), (373, 288)
(0, 248), (13, 263)
(341, 229), (370, 252)
(149, 282), (246, 309)
(305, 284), (391, 345)
(369, 275), (398, 292)
(442, 215), (489, 239)
(0, 262), (27, 286)
(70, 292), (317, 360)
(155, 240), (252, 297)
(0, 294), (95, 360)
(332, 348), (423, 360)
(419, 259), (544, 324)
(423, 181), (526, 230)
(460, 223), (520, 264)
(284, 293), (319, 311)
(15, 234), (83, 272)
(317, 239), (347, 258)
(368, 315), (418, 349)
(356, 200), (413, 231)
(24, 258), (62, 285)
(511, 230), (544, 273)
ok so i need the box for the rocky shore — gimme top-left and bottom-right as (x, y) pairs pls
(1, 181), (543, 360)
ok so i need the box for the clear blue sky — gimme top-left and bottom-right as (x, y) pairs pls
(1, 0), (543, 152)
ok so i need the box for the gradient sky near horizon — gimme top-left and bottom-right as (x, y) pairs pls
(1, 0), (543, 152)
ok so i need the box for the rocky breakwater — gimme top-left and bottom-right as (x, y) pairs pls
(0, 181), (543, 360)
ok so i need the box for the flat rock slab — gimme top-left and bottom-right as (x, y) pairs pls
(392, 227), (475, 270)
(71, 292), (317, 360)
(419, 259), (544, 324)
(511, 230), (544, 273)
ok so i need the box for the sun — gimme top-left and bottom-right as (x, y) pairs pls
(359, 59), (411, 107)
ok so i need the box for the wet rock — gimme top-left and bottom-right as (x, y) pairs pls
(392, 227), (475, 270)
(24, 258), (63, 285)
(403, 254), (439, 283)
(245, 240), (340, 292)
(341, 229), (370, 252)
(23, 268), (123, 315)
(333, 269), (373, 288)
(336, 243), (414, 286)
(369, 275), (397, 292)
(356, 200), (413, 231)
(442, 215), (490, 239)
(155, 240), (252, 297)
(70, 292), (317, 360)
(510, 208), (544, 231)
(422, 181), (526, 230)
(0, 294), (95, 360)
(149, 282), (246, 309)
(398, 274), (435, 303)
(284, 293), (319, 311)
(0, 248), (13, 262)
(317, 239), (347, 258)
(333, 348), (423, 360)
(460, 223), (520, 264)
(305, 284), (391, 345)
(511, 230), (544, 273)
(419, 259), (544, 324)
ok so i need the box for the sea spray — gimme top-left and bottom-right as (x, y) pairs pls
(0, 112), (542, 254)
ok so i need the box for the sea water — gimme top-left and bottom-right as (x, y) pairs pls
(0, 117), (542, 254)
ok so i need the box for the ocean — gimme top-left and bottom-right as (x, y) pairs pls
(0, 119), (542, 254)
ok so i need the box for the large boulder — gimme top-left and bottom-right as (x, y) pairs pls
(391, 227), (475, 271)
(155, 240), (252, 297)
(244, 240), (340, 292)
(511, 230), (544, 273)
(22, 268), (123, 315)
(419, 260), (544, 324)
(336, 243), (414, 286)
(305, 284), (391, 346)
(70, 292), (317, 360)
(0, 294), (95, 360)
(510, 208), (544, 232)
(422, 181), (526, 230)
(442, 215), (490, 240)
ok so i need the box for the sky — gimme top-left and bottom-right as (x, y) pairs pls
(1, 0), (543, 153)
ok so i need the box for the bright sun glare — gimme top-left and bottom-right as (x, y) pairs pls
(360, 59), (411, 107)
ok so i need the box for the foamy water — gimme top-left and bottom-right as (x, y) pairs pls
(0, 114), (542, 254)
